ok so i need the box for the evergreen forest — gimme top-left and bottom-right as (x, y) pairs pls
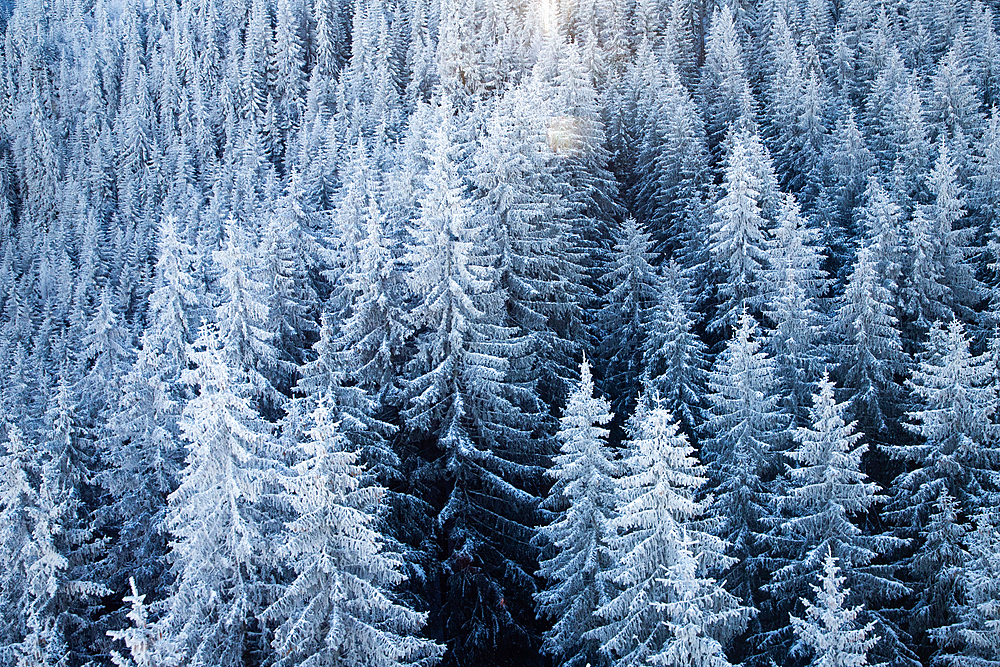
(0, 0), (999, 665)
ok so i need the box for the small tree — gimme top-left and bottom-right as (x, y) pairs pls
(107, 578), (159, 667)
(791, 551), (880, 667)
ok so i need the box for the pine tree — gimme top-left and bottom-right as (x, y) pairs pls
(535, 356), (617, 667)
(790, 551), (880, 667)
(702, 310), (787, 607)
(329, 194), (409, 404)
(589, 397), (751, 667)
(0, 425), (38, 655)
(214, 220), (281, 405)
(144, 216), (198, 382)
(636, 61), (710, 266)
(77, 288), (131, 423)
(859, 176), (905, 300)
(472, 78), (587, 407)
(764, 193), (828, 419)
(156, 322), (285, 666)
(597, 217), (660, 416)
(894, 319), (997, 518)
(106, 578), (160, 667)
(904, 490), (970, 653)
(699, 4), (756, 160)
(263, 398), (443, 667)
(400, 98), (542, 665)
(890, 320), (998, 659)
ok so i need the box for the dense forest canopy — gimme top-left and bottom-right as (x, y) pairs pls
(0, 0), (999, 665)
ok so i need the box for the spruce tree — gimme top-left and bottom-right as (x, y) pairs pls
(597, 217), (660, 416)
(708, 131), (777, 333)
(589, 397), (751, 667)
(264, 398), (444, 667)
(769, 374), (907, 667)
(535, 356), (617, 667)
(156, 322), (285, 666)
(400, 98), (543, 666)
(641, 261), (708, 441)
(702, 310), (787, 609)
(790, 551), (881, 667)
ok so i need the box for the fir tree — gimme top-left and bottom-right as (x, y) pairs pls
(535, 356), (617, 667)
(833, 243), (905, 440)
(790, 551), (881, 667)
(768, 374), (906, 665)
(935, 512), (1000, 667)
(589, 397), (751, 667)
(263, 398), (443, 667)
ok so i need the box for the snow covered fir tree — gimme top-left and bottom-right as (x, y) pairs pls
(1, 0), (1000, 664)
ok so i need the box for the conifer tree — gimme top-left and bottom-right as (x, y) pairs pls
(400, 98), (542, 665)
(0, 425), (39, 657)
(790, 551), (880, 667)
(702, 311), (787, 607)
(156, 322), (285, 666)
(597, 217), (660, 415)
(472, 79), (587, 407)
(764, 193), (828, 419)
(589, 397), (750, 667)
(535, 356), (617, 667)
(904, 490), (970, 654)
(699, 5), (756, 160)
(642, 261), (708, 440)
(144, 216), (198, 382)
(106, 578), (160, 667)
(833, 243), (905, 439)
(894, 319), (997, 519)
(935, 512), (1000, 667)
(890, 320), (998, 659)
(769, 374), (904, 635)
(264, 398), (443, 667)
(214, 220), (281, 405)
(708, 131), (778, 333)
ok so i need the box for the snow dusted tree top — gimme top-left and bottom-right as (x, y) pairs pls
(791, 551), (880, 667)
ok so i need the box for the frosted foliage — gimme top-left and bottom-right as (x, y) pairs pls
(157, 322), (283, 667)
(641, 261), (707, 436)
(107, 578), (157, 667)
(214, 221), (278, 401)
(536, 357), (617, 667)
(598, 217), (660, 412)
(896, 319), (997, 514)
(935, 513), (1000, 667)
(334, 195), (409, 399)
(402, 97), (530, 449)
(710, 131), (775, 331)
(146, 217), (197, 376)
(264, 401), (442, 667)
(589, 398), (748, 667)
(791, 552), (880, 667)
(834, 244), (902, 433)
(700, 5), (756, 149)
(771, 374), (890, 600)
